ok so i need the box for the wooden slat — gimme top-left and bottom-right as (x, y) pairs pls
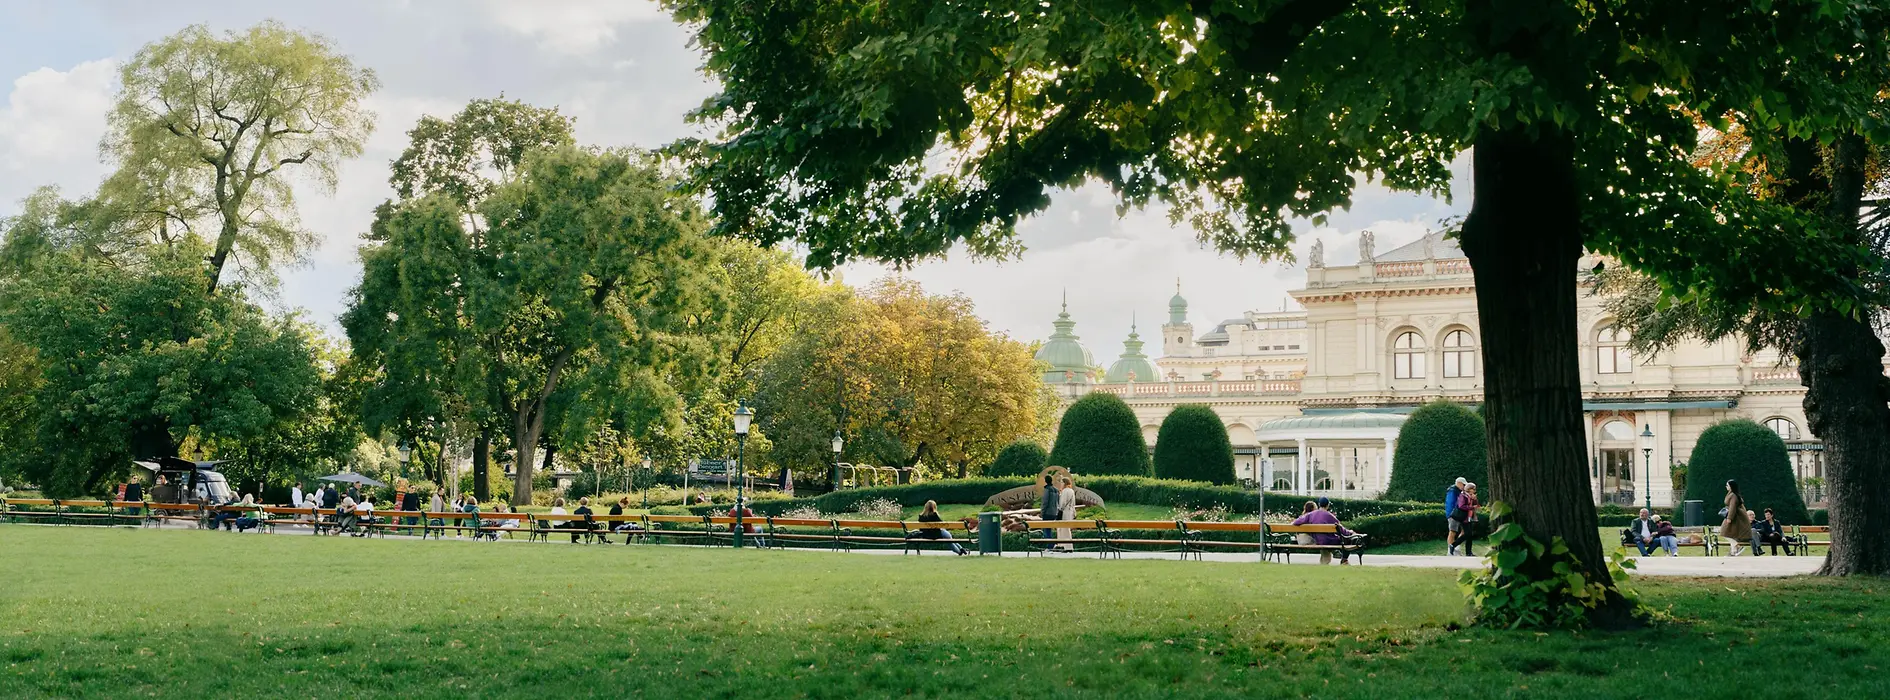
(830, 519), (904, 529)
(645, 514), (707, 524)
(1099, 520), (1179, 530)
(60, 500), (111, 507)
(5, 498), (54, 506)
(1185, 522), (1262, 532)
(1030, 520), (1101, 530)
(904, 521), (971, 531)
(767, 518), (834, 528)
(1267, 524), (1341, 534)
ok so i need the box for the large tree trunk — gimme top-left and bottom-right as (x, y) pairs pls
(473, 429), (491, 502)
(1458, 126), (1610, 581)
(511, 411), (545, 507)
(1784, 135), (1890, 576)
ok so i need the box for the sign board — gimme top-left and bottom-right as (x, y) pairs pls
(693, 459), (731, 475)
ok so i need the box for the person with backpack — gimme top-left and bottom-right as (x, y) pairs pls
(1445, 477), (1466, 555)
(1454, 483), (1481, 556)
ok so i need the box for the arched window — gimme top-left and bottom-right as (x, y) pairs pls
(1599, 420), (1635, 441)
(1271, 478), (1294, 491)
(1393, 331), (1425, 379)
(1764, 417), (1800, 440)
(1442, 330), (1476, 378)
(1596, 325), (1632, 374)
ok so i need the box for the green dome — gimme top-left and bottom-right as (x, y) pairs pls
(1105, 321), (1158, 383)
(1036, 297), (1095, 383)
(1168, 280), (1188, 324)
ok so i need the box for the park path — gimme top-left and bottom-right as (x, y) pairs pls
(145, 520), (1822, 578)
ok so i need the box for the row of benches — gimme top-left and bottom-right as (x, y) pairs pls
(3, 498), (1368, 559)
(1617, 525), (1833, 556)
(1027, 519), (1366, 562)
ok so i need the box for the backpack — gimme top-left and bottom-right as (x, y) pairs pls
(1444, 485), (1461, 518)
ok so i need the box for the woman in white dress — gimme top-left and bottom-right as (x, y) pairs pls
(1056, 476), (1076, 551)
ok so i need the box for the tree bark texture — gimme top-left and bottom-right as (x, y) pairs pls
(1782, 135), (1890, 576)
(1458, 125), (1608, 577)
(473, 430), (491, 503)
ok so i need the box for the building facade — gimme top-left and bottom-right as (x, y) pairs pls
(1042, 231), (1831, 508)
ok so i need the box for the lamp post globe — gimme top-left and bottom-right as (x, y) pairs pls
(830, 431), (844, 493)
(640, 456), (653, 509)
(732, 403), (754, 548)
(1638, 424), (1656, 513)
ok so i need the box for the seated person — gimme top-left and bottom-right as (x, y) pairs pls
(728, 499), (763, 547)
(572, 497), (600, 544)
(1652, 515), (1679, 557)
(212, 495), (245, 531)
(335, 496), (359, 534)
(1290, 498), (1355, 565)
(915, 500), (967, 555)
(353, 496), (377, 537)
(233, 497), (267, 532)
(1753, 508), (1792, 556)
(1627, 508), (1659, 556)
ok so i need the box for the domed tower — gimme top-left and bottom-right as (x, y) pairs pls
(1105, 316), (1158, 383)
(1162, 280), (1194, 362)
(1035, 293), (1095, 386)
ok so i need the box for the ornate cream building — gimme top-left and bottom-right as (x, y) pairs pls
(1039, 231), (1828, 508)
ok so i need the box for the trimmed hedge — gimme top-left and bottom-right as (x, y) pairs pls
(1048, 392), (1151, 476)
(1383, 400), (1487, 503)
(1152, 404), (1237, 485)
(985, 440), (1049, 478)
(1682, 419), (1810, 525)
(690, 476), (1430, 521)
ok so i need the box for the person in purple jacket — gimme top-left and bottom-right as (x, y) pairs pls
(1292, 497), (1354, 565)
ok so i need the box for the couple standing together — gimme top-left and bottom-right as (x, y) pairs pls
(1039, 472), (1076, 552)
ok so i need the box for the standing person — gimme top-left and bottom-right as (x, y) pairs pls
(1445, 477), (1466, 555)
(1752, 508), (1792, 556)
(1455, 483), (1481, 556)
(290, 483), (304, 509)
(1037, 472), (1062, 553)
(916, 500), (967, 555)
(1719, 480), (1752, 556)
(347, 483), (360, 504)
(322, 484), (339, 509)
(1056, 476), (1076, 552)
(1628, 508), (1659, 557)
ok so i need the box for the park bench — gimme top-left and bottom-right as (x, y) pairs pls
(766, 517), (844, 550)
(2, 498), (60, 524)
(530, 512), (618, 543)
(356, 509), (428, 537)
(1262, 523), (1368, 564)
(1025, 519), (1106, 556)
(144, 502), (206, 528)
(1790, 525), (1830, 556)
(707, 515), (772, 547)
(1182, 521), (1265, 561)
(50, 499), (135, 527)
(420, 511), (528, 540)
(641, 514), (718, 546)
(1093, 520), (1189, 558)
(832, 518), (911, 552)
(1620, 525), (1712, 555)
(899, 518), (973, 555)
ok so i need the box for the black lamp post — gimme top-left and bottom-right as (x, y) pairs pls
(1639, 424), (1655, 513)
(830, 431), (844, 492)
(640, 456), (652, 509)
(732, 402), (754, 548)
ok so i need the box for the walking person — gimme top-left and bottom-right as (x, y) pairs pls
(1445, 477), (1466, 555)
(1719, 479), (1752, 556)
(1455, 483), (1481, 556)
(916, 500), (967, 555)
(1037, 472), (1062, 553)
(1056, 475), (1076, 552)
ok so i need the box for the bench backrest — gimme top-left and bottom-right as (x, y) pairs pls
(830, 518), (904, 529)
(1188, 521), (1263, 533)
(902, 520), (971, 531)
(1030, 520), (1100, 530)
(1098, 520), (1181, 531)
(1267, 523), (1340, 535)
(767, 517), (834, 528)
(1797, 525), (1831, 534)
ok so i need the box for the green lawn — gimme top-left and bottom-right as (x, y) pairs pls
(1, 527), (1884, 698)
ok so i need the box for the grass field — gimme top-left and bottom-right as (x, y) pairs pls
(1, 527), (1884, 698)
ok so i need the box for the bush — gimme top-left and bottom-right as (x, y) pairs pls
(1048, 392), (1151, 476)
(1152, 404), (1237, 485)
(1382, 400), (1487, 503)
(985, 440), (1049, 478)
(1683, 419), (1810, 525)
(691, 475), (1432, 521)
(1350, 510), (1448, 547)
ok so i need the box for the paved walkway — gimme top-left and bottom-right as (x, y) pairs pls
(143, 520), (1821, 578)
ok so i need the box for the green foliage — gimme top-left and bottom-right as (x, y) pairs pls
(984, 439), (1048, 478)
(1048, 392), (1150, 477)
(1683, 419), (1810, 525)
(1458, 503), (1645, 630)
(1383, 401), (1488, 502)
(105, 21), (378, 291)
(1152, 404), (1236, 485)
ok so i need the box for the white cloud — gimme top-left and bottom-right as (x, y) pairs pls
(0, 59), (116, 205)
(479, 0), (666, 55)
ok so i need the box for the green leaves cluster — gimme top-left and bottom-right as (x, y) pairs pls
(1383, 401), (1488, 502)
(1047, 392), (1150, 477)
(1151, 404), (1237, 485)
(1458, 503), (1644, 630)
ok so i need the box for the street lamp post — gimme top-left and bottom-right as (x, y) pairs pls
(732, 402), (754, 548)
(830, 431), (844, 493)
(640, 456), (652, 509)
(1639, 424), (1656, 513)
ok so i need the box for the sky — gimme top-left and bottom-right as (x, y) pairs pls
(0, 0), (1472, 360)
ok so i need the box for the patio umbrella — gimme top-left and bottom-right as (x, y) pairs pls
(317, 473), (387, 488)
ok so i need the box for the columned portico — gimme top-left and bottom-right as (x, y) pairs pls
(1256, 413), (1406, 499)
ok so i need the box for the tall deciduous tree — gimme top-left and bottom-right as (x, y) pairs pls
(667, 0), (1874, 615)
(347, 147), (723, 505)
(105, 21), (378, 292)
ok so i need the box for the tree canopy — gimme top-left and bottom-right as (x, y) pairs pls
(1152, 404), (1237, 485)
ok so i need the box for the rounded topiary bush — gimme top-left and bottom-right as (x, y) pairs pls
(985, 439), (1049, 478)
(1152, 404), (1237, 485)
(1683, 419), (1809, 525)
(1382, 400), (1487, 503)
(1048, 392), (1151, 476)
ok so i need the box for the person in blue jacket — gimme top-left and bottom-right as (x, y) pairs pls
(1445, 477), (1466, 555)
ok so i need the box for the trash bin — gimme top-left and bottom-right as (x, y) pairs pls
(1684, 500), (1704, 528)
(977, 511), (1001, 555)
